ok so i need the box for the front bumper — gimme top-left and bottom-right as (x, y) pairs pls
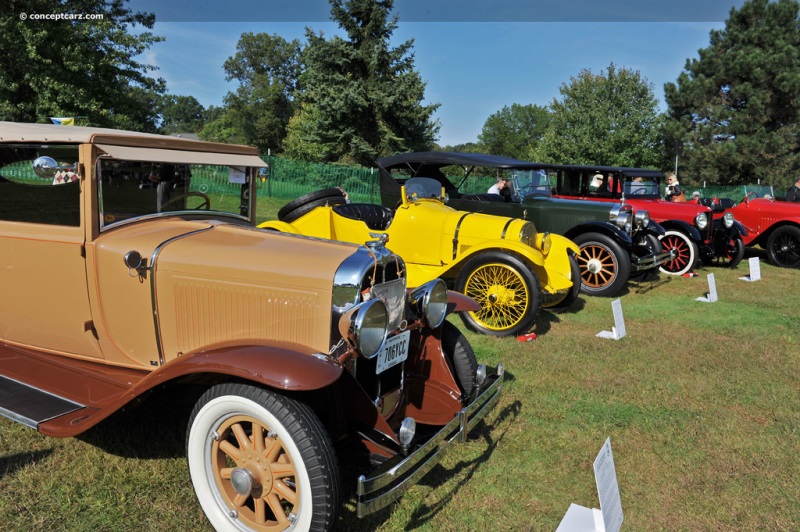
(631, 248), (675, 271)
(356, 364), (505, 517)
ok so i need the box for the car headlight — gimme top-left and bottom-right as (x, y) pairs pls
(695, 212), (708, 230)
(615, 211), (632, 233)
(409, 279), (448, 329)
(634, 210), (650, 229)
(723, 212), (734, 228)
(519, 221), (537, 248)
(338, 299), (389, 358)
(535, 231), (552, 255)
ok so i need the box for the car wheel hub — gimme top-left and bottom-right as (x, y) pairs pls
(487, 285), (515, 306)
(586, 258), (604, 274)
(230, 467), (257, 496)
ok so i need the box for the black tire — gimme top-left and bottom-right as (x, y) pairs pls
(659, 230), (699, 275)
(440, 321), (479, 397)
(186, 383), (340, 531)
(703, 235), (745, 268)
(629, 234), (662, 282)
(766, 226), (800, 268)
(572, 232), (630, 297)
(278, 188), (347, 223)
(542, 251), (581, 310)
(454, 251), (542, 337)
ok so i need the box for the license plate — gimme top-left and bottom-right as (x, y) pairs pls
(375, 330), (410, 374)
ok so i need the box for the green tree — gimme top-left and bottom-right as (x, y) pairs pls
(284, 0), (439, 165)
(536, 63), (665, 168)
(478, 104), (551, 159)
(0, 0), (164, 130)
(664, 0), (800, 187)
(160, 95), (206, 134)
(198, 105), (246, 145)
(219, 32), (301, 153)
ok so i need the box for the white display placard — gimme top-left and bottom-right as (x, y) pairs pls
(594, 438), (624, 532)
(695, 273), (718, 303)
(556, 438), (624, 532)
(228, 166), (246, 184)
(596, 299), (626, 340)
(739, 257), (761, 282)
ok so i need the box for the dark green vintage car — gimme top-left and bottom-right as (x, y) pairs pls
(378, 152), (673, 297)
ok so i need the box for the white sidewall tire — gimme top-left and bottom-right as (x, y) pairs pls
(187, 394), (313, 532)
(659, 230), (698, 275)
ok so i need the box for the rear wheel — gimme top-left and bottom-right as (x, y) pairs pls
(278, 188), (347, 223)
(440, 321), (479, 397)
(572, 233), (630, 297)
(659, 230), (699, 275)
(187, 383), (339, 532)
(766, 226), (800, 268)
(455, 251), (542, 337)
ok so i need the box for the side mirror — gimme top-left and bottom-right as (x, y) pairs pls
(32, 156), (59, 178)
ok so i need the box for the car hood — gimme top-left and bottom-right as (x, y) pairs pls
(92, 219), (357, 359)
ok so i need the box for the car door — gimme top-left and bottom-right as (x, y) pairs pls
(0, 145), (102, 359)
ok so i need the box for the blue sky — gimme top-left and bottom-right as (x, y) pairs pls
(137, 1), (745, 146)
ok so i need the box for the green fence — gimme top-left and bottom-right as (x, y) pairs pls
(2, 155), (785, 204)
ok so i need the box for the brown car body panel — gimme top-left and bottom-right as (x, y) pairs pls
(0, 339), (344, 438)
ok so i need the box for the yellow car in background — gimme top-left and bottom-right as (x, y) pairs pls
(259, 177), (581, 337)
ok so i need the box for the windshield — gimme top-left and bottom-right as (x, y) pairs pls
(404, 177), (444, 201)
(622, 175), (660, 197)
(97, 158), (254, 230)
(508, 169), (551, 200)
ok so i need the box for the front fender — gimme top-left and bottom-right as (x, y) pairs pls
(659, 219), (703, 242)
(159, 342), (343, 391)
(712, 218), (747, 238)
(446, 290), (481, 313)
(538, 234), (580, 293)
(564, 221), (634, 248)
(644, 220), (666, 236)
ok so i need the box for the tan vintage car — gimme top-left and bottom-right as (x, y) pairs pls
(0, 122), (504, 530)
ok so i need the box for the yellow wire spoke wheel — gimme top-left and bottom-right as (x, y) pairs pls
(455, 252), (541, 337)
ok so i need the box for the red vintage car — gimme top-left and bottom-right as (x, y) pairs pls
(549, 165), (746, 275)
(720, 190), (800, 268)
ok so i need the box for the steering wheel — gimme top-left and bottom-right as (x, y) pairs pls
(632, 188), (647, 195)
(161, 192), (211, 211)
(743, 190), (757, 204)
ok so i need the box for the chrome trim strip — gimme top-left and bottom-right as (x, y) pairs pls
(149, 226), (216, 366)
(356, 364), (505, 517)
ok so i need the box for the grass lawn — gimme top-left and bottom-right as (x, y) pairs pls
(0, 204), (797, 530)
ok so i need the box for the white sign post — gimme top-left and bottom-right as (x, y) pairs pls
(596, 299), (626, 340)
(695, 273), (718, 303)
(556, 438), (624, 532)
(739, 257), (762, 282)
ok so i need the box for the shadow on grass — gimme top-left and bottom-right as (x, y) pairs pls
(535, 296), (587, 336)
(336, 399), (522, 530)
(629, 273), (672, 295)
(76, 385), (203, 460)
(0, 449), (54, 480)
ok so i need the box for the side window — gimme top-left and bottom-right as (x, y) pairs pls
(0, 144), (81, 226)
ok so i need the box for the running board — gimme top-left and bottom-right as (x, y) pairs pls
(0, 375), (85, 429)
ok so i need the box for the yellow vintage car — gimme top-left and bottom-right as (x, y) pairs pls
(259, 177), (581, 337)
